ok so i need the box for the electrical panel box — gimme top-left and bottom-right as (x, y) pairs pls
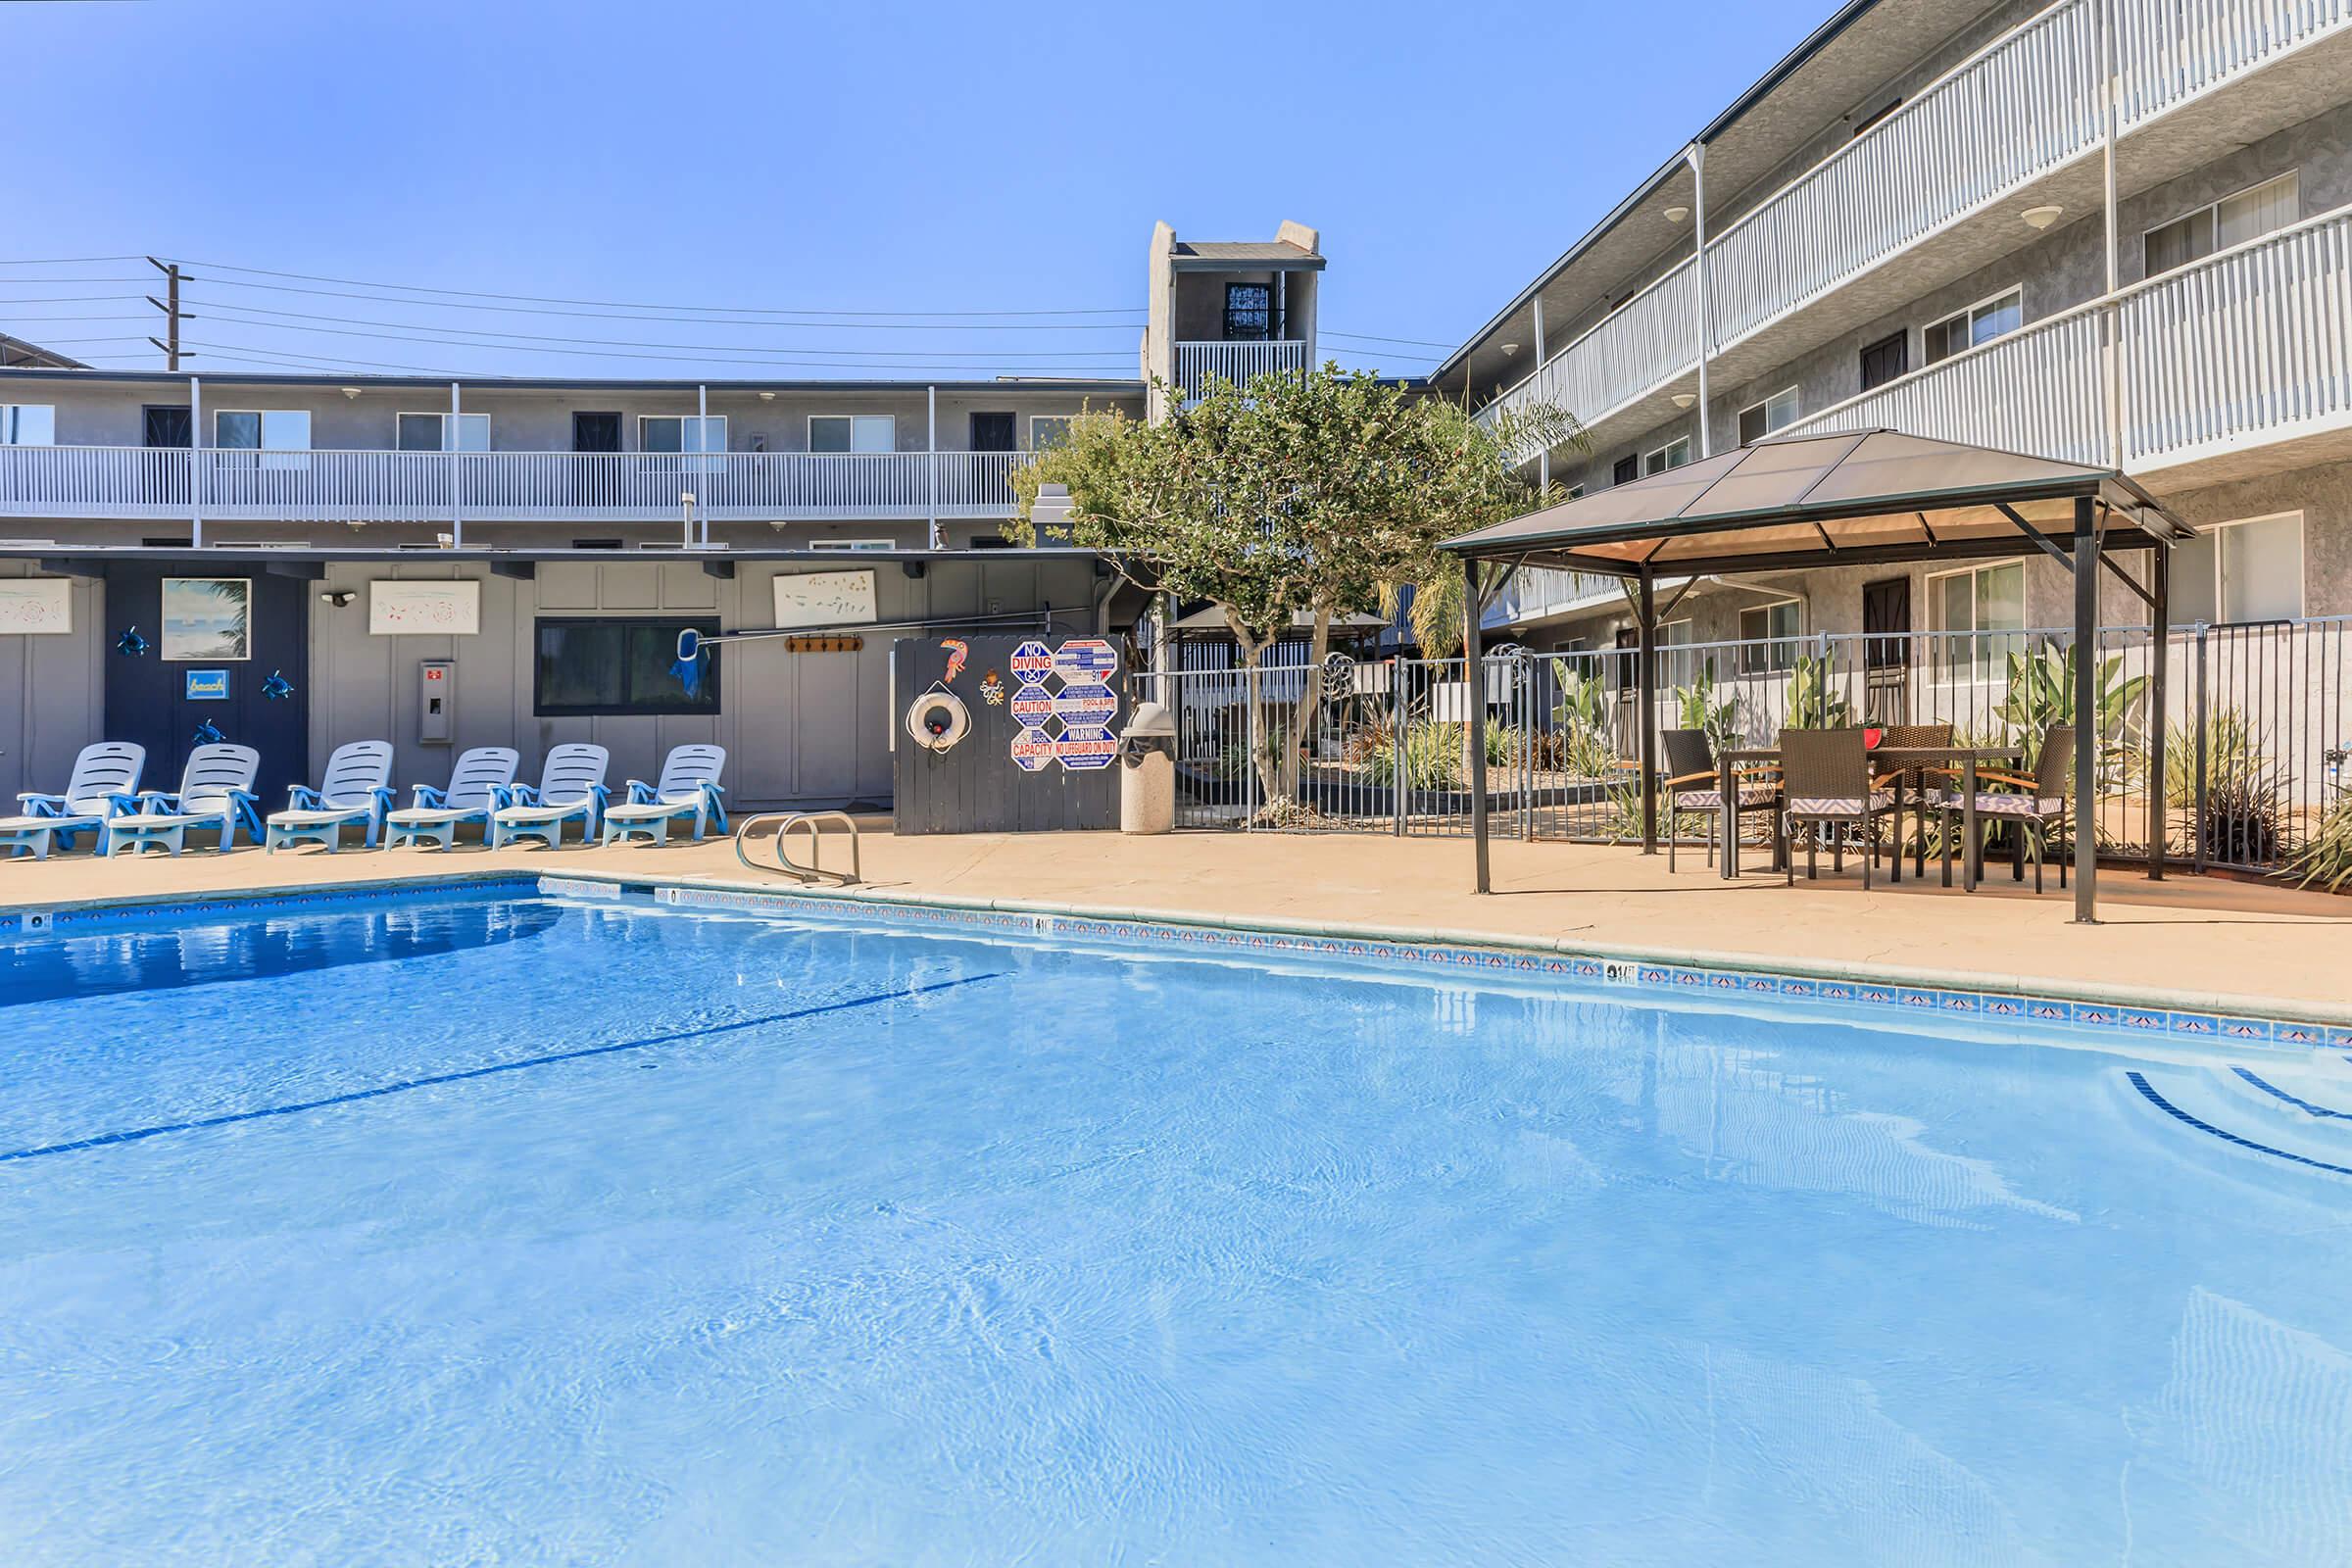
(419, 660), (455, 745)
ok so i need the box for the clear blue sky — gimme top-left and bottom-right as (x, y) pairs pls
(6, 0), (1831, 381)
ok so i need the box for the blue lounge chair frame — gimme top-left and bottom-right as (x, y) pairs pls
(2, 742), (146, 859)
(600, 744), (728, 847)
(264, 740), (398, 852)
(487, 744), (611, 851)
(102, 744), (264, 857)
(383, 747), (521, 850)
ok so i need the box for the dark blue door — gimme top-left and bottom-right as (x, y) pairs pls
(103, 565), (311, 810)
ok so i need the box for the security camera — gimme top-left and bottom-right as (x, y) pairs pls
(318, 589), (356, 608)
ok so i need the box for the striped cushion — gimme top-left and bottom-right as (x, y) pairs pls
(1936, 790), (2064, 817)
(1673, 786), (1779, 809)
(1787, 792), (1894, 816)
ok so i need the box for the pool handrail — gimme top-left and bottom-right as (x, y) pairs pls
(734, 809), (861, 886)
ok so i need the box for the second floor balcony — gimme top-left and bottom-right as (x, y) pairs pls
(0, 448), (1031, 525)
(1172, 339), (1309, 401)
(1780, 202), (2352, 483)
(1476, 0), (2352, 447)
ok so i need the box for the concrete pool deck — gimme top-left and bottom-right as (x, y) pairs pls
(7, 825), (2350, 1022)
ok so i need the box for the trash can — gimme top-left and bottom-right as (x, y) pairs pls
(1119, 702), (1177, 834)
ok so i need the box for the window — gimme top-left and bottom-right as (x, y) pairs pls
(1923, 289), (2022, 365)
(1223, 282), (1272, 341)
(215, 409), (311, 469)
(808, 415), (892, 454)
(0, 404), (55, 445)
(809, 538), (897, 552)
(2169, 512), (2304, 626)
(1643, 436), (1690, 475)
(533, 617), (720, 716)
(1611, 455), (1640, 486)
(1738, 388), (1798, 446)
(1736, 599), (1803, 674)
(1029, 415), (1074, 451)
(640, 415), (727, 454)
(397, 412), (490, 452)
(2144, 172), (2298, 277)
(1859, 329), (1908, 392)
(1928, 562), (2027, 678)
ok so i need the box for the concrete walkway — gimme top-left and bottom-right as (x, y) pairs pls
(6, 826), (2349, 1019)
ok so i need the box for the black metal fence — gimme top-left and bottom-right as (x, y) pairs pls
(1138, 616), (2352, 875)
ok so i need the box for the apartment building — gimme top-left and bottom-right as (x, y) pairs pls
(1436, 0), (2352, 666)
(0, 223), (1320, 811)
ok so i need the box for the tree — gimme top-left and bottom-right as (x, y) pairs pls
(1007, 365), (1577, 806)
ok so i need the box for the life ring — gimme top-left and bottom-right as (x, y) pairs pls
(905, 688), (971, 753)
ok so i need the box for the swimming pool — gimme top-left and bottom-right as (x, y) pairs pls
(3, 885), (2347, 1565)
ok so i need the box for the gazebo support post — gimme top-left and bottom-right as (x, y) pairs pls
(2147, 543), (2170, 881)
(2073, 497), (2099, 921)
(1638, 565), (1658, 854)
(1464, 555), (1492, 894)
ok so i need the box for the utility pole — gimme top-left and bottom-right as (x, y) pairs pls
(145, 257), (191, 369)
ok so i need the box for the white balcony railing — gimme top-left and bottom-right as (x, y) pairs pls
(1478, 0), (2350, 440)
(0, 449), (1032, 527)
(1172, 339), (1308, 399)
(1782, 204), (2352, 473)
(1492, 565), (1632, 625)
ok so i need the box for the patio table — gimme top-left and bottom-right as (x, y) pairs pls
(1713, 743), (2025, 891)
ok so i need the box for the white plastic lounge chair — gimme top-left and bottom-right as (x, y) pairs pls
(102, 744), (263, 857)
(487, 744), (611, 851)
(264, 741), (397, 853)
(0, 742), (146, 859)
(600, 744), (728, 847)
(382, 747), (520, 850)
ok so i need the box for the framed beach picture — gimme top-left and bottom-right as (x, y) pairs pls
(161, 577), (253, 662)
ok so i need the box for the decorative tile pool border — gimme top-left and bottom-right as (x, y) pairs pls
(640, 881), (2352, 1052)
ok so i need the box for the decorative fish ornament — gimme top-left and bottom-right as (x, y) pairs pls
(115, 625), (150, 657)
(261, 669), (295, 701)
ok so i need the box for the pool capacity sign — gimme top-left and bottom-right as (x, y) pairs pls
(1008, 638), (1121, 772)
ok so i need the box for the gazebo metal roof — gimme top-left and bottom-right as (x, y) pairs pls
(1441, 429), (2190, 923)
(1441, 430), (2189, 577)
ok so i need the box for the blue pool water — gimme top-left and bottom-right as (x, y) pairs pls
(2, 889), (2348, 1565)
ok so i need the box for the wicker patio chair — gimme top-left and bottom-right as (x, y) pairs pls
(1935, 725), (2075, 893)
(1873, 720), (1953, 879)
(1779, 727), (1896, 887)
(1661, 728), (1779, 872)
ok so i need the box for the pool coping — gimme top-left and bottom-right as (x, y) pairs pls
(8, 866), (2346, 1048)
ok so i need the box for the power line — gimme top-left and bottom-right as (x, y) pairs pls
(1321, 328), (1455, 349)
(177, 273), (1145, 330)
(170, 256), (1142, 318)
(0, 255), (148, 266)
(185, 298), (1139, 362)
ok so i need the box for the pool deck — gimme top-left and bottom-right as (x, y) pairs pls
(7, 824), (2350, 1023)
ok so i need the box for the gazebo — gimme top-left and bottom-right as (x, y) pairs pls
(1438, 429), (2192, 921)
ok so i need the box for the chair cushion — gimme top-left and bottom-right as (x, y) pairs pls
(1787, 791), (1894, 816)
(602, 800), (695, 823)
(269, 806), (371, 827)
(1936, 790), (2064, 817)
(385, 806), (474, 826)
(1673, 786), (1779, 809)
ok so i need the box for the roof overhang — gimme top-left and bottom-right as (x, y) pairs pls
(0, 367), (1148, 396)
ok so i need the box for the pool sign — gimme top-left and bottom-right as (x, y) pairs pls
(1004, 637), (1124, 773)
(1050, 638), (1118, 680)
(1053, 725), (1118, 769)
(1010, 725), (1056, 772)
